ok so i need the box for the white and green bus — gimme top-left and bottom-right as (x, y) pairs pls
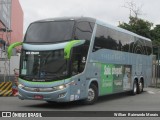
(8, 17), (152, 104)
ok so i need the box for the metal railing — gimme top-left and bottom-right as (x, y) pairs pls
(151, 55), (160, 87)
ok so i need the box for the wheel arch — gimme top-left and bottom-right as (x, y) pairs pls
(87, 79), (99, 95)
(133, 76), (138, 85)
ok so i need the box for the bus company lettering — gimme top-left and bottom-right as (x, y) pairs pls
(101, 52), (125, 62)
(114, 80), (123, 86)
(104, 65), (122, 76)
(102, 81), (112, 87)
(104, 66), (111, 75)
(112, 67), (122, 75)
(125, 67), (131, 73)
(26, 52), (39, 55)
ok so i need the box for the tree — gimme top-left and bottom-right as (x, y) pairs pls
(119, 16), (153, 39)
(151, 25), (160, 46)
(123, 1), (143, 18)
(119, 1), (160, 46)
(120, 1), (153, 39)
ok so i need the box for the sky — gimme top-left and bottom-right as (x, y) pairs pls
(19, 0), (160, 33)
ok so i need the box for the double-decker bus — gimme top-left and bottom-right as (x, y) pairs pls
(8, 17), (152, 104)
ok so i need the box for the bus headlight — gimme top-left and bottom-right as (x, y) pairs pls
(58, 85), (66, 89)
(18, 84), (24, 88)
(53, 84), (66, 91)
(53, 81), (75, 91)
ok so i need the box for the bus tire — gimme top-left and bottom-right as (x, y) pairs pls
(82, 84), (98, 105)
(131, 80), (138, 95)
(137, 80), (143, 94)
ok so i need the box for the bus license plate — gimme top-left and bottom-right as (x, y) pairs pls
(34, 95), (43, 99)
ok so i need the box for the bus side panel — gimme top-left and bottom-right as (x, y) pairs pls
(88, 49), (152, 96)
(144, 55), (152, 87)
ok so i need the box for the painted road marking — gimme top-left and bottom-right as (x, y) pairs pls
(147, 91), (155, 94)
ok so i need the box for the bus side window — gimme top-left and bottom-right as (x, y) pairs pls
(71, 45), (87, 75)
(93, 25), (119, 52)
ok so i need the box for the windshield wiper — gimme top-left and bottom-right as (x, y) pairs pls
(46, 74), (62, 79)
(20, 75), (40, 79)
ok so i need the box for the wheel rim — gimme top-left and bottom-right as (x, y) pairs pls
(133, 82), (137, 93)
(139, 82), (142, 92)
(87, 88), (95, 102)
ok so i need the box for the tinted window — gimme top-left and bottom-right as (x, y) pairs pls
(24, 21), (74, 43)
(135, 38), (146, 54)
(130, 37), (151, 55)
(71, 41), (89, 75)
(145, 40), (152, 55)
(118, 32), (133, 52)
(74, 21), (94, 41)
(93, 25), (119, 52)
(93, 25), (152, 55)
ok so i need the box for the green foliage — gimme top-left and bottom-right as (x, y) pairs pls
(151, 25), (160, 46)
(119, 16), (153, 39)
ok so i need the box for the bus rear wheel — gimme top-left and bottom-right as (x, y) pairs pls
(82, 84), (98, 105)
(137, 80), (143, 94)
(131, 80), (138, 95)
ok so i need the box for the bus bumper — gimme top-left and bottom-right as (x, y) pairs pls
(18, 86), (71, 102)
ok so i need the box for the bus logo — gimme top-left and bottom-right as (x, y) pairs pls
(35, 88), (40, 92)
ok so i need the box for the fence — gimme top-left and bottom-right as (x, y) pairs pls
(151, 55), (160, 87)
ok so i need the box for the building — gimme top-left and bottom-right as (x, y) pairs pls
(0, 0), (23, 82)
(10, 0), (23, 44)
(0, 0), (23, 45)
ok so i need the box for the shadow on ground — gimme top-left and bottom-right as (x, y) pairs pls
(23, 91), (146, 110)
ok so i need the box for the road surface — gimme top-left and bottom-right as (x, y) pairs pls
(0, 87), (160, 111)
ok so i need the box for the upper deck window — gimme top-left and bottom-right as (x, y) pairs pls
(74, 21), (95, 41)
(24, 21), (74, 43)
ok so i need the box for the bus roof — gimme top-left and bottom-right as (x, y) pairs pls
(32, 17), (151, 42)
(33, 17), (96, 23)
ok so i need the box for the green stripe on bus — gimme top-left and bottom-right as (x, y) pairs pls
(64, 40), (85, 59)
(19, 78), (71, 85)
(8, 42), (23, 59)
(100, 63), (114, 95)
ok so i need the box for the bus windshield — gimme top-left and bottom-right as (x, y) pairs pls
(24, 21), (74, 43)
(24, 20), (95, 43)
(20, 49), (69, 81)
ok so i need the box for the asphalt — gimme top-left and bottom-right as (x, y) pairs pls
(1, 87), (160, 120)
(0, 87), (160, 111)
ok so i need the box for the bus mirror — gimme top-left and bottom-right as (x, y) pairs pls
(8, 42), (23, 59)
(64, 40), (85, 59)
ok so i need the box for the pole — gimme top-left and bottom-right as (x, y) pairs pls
(157, 47), (160, 87)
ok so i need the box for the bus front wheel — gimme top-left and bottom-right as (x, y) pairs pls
(82, 84), (98, 105)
